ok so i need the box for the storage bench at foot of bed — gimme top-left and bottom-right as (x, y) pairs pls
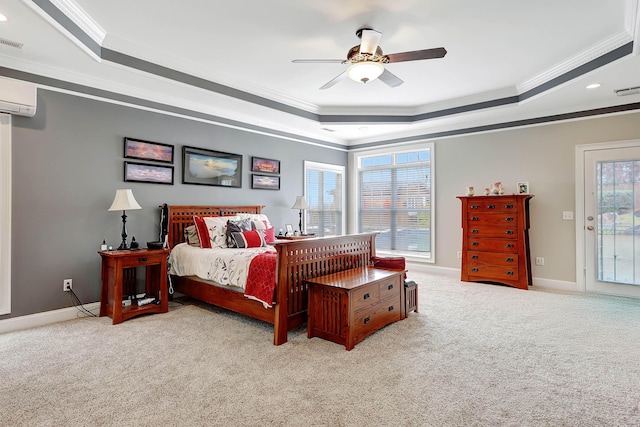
(305, 267), (406, 350)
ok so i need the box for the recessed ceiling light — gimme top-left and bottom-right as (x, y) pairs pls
(586, 83), (601, 89)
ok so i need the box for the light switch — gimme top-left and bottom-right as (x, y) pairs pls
(562, 211), (574, 220)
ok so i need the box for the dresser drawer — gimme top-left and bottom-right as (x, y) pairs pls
(468, 238), (518, 253)
(466, 200), (519, 213)
(379, 277), (401, 301)
(468, 251), (518, 266)
(352, 295), (402, 342)
(352, 282), (380, 311)
(467, 212), (518, 227)
(467, 265), (519, 280)
(467, 225), (519, 238)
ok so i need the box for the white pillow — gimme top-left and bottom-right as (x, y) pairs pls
(236, 213), (272, 229)
(203, 216), (239, 248)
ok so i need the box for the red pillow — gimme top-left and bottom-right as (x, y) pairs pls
(262, 227), (276, 244)
(371, 256), (407, 279)
(229, 230), (266, 248)
(193, 216), (211, 249)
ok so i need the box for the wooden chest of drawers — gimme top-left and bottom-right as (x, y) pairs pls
(457, 194), (533, 290)
(306, 267), (405, 350)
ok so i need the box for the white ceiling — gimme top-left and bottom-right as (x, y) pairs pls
(1, 0), (640, 146)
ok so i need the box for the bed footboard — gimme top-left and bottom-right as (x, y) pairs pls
(272, 233), (377, 345)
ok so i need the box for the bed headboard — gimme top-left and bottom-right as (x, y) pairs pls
(167, 205), (264, 248)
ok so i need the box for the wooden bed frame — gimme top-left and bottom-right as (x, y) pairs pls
(167, 205), (377, 345)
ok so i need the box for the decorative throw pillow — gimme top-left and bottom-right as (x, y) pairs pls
(226, 218), (252, 247)
(193, 216), (211, 249)
(229, 230), (266, 248)
(371, 256), (407, 279)
(183, 225), (201, 247)
(261, 227), (276, 244)
(203, 216), (237, 248)
(237, 213), (272, 229)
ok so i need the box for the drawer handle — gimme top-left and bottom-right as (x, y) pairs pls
(471, 255), (479, 259)
(363, 293), (370, 300)
(470, 216), (479, 221)
(138, 257), (147, 263)
(364, 316), (371, 324)
(505, 257), (514, 262)
(505, 230), (514, 235)
(472, 242), (480, 246)
(505, 204), (514, 209)
(471, 267), (479, 272)
(471, 205), (480, 209)
(388, 306), (394, 312)
(387, 284), (394, 290)
(506, 271), (515, 276)
(487, 204), (496, 209)
(472, 229), (479, 234)
(505, 217), (514, 222)
(505, 243), (514, 248)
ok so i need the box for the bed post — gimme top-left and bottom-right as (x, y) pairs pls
(273, 249), (289, 345)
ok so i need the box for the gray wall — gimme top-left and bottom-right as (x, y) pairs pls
(4, 89), (346, 319)
(435, 113), (640, 283)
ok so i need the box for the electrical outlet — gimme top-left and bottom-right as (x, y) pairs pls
(535, 257), (544, 266)
(63, 279), (72, 292)
(457, 251), (462, 259)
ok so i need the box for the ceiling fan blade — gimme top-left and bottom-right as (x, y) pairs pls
(319, 71), (348, 90)
(385, 47), (447, 63)
(378, 69), (404, 88)
(359, 29), (382, 55)
(292, 59), (345, 63)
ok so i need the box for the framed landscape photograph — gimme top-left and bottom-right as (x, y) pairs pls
(124, 161), (174, 185)
(251, 156), (280, 174)
(251, 174), (280, 190)
(124, 137), (174, 164)
(182, 146), (242, 187)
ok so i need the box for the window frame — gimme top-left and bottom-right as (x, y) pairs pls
(304, 161), (346, 237)
(350, 141), (435, 263)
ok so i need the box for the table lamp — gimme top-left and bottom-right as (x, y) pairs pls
(108, 189), (142, 250)
(291, 195), (308, 234)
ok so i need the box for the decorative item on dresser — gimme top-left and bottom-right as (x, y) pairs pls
(167, 205), (378, 345)
(457, 194), (533, 290)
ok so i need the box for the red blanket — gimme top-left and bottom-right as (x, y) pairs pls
(244, 252), (277, 308)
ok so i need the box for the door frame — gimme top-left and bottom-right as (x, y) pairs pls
(575, 138), (640, 293)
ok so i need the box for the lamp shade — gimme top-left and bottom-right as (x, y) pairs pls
(291, 196), (308, 210)
(108, 189), (142, 211)
(347, 61), (384, 84)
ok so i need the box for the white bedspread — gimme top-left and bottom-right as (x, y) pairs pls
(168, 243), (277, 290)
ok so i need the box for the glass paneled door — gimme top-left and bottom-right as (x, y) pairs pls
(584, 144), (640, 297)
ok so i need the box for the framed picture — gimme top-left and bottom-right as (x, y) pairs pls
(182, 146), (242, 187)
(124, 161), (174, 185)
(251, 156), (280, 174)
(285, 224), (294, 235)
(517, 182), (529, 194)
(124, 137), (174, 164)
(251, 174), (280, 190)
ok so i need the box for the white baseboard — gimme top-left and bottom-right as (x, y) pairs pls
(407, 262), (578, 292)
(0, 302), (100, 334)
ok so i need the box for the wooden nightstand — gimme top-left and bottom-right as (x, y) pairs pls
(99, 248), (170, 324)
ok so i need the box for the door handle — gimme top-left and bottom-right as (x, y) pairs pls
(587, 225), (594, 231)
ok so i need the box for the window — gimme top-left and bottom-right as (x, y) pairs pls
(304, 161), (345, 237)
(354, 143), (434, 260)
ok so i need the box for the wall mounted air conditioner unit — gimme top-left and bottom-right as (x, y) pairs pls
(0, 77), (37, 117)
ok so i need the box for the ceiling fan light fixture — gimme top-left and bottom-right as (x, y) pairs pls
(347, 61), (384, 84)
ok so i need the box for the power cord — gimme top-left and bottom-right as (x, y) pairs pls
(68, 288), (98, 318)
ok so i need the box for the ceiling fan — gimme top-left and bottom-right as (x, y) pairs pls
(292, 28), (447, 90)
